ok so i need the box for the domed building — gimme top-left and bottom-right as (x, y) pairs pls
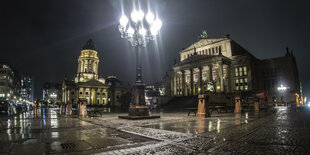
(62, 39), (129, 106)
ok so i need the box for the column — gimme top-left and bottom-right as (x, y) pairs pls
(198, 67), (203, 94)
(209, 64), (213, 82)
(219, 62), (224, 92)
(89, 88), (92, 105)
(100, 89), (103, 104)
(182, 70), (185, 96)
(95, 88), (98, 104)
(174, 74), (177, 96)
(190, 68), (194, 95)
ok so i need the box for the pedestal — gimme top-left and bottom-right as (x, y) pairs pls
(119, 82), (160, 120)
(61, 103), (66, 114)
(67, 102), (72, 115)
(78, 99), (87, 116)
(196, 94), (210, 118)
(254, 100), (259, 112)
(234, 96), (241, 113)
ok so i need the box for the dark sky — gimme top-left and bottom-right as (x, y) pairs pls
(1, 0), (310, 99)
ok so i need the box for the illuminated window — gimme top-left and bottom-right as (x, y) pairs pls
(235, 68), (239, 77)
(0, 93), (4, 97)
(194, 74), (198, 82)
(212, 71), (216, 80)
(202, 73), (207, 81)
(186, 75), (190, 83)
(239, 67), (243, 76)
(243, 66), (247, 75)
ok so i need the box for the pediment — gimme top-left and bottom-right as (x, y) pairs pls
(184, 38), (226, 51)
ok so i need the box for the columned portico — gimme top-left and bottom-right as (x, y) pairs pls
(172, 54), (231, 96)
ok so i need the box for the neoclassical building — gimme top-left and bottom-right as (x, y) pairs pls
(170, 31), (301, 105)
(62, 39), (129, 106)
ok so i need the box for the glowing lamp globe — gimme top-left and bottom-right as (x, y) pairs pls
(119, 15), (128, 27)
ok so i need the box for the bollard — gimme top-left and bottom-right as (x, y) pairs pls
(196, 94), (210, 118)
(254, 100), (259, 112)
(234, 96), (241, 113)
(78, 99), (87, 116)
(67, 101), (72, 115)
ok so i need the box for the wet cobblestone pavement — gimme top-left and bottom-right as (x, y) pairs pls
(0, 106), (310, 154)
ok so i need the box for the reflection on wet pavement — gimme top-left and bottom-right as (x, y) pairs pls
(0, 108), (154, 154)
(1, 106), (310, 154)
(145, 112), (257, 135)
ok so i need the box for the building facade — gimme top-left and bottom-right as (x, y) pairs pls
(62, 39), (129, 106)
(21, 73), (34, 102)
(42, 82), (62, 104)
(0, 61), (21, 103)
(170, 31), (301, 105)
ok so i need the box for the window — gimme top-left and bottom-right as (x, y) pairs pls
(79, 92), (82, 94)
(243, 66), (247, 75)
(86, 92), (89, 95)
(186, 75), (190, 83)
(235, 78), (249, 91)
(202, 50), (205, 55)
(219, 46), (222, 53)
(202, 73), (207, 81)
(235, 68), (239, 77)
(216, 47), (218, 53)
(239, 67), (243, 76)
(209, 49), (211, 55)
(97, 92), (100, 95)
(194, 74), (198, 82)
(212, 71), (216, 80)
(212, 48), (215, 54)
(102, 93), (106, 96)
(71, 92), (74, 95)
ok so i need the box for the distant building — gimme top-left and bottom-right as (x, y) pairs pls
(169, 31), (302, 105)
(62, 39), (129, 106)
(0, 61), (21, 103)
(42, 82), (62, 104)
(21, 73), (34, 102)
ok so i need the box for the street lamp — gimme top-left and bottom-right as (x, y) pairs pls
(118, 9), (162, 118)
(277, 84), (287, 106)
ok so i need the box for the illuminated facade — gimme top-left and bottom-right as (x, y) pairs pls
(62, 39), (129, 106)
(170, 31), (301, 105)
(75, 39), (100, 83)
(21, 73), (34, 102)
(42, 82), (62, 104)
(0, 61), (21, 103)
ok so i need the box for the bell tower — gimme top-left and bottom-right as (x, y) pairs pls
(75, 39), (100, 82)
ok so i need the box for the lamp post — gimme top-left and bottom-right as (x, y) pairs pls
(118, 10), (162, 117)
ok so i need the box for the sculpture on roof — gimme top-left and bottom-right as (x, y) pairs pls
(200, 30), (208, 39)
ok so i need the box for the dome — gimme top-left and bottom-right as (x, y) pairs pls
(82, 39), (96, 50)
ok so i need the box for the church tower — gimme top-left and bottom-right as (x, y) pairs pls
(75, 39), (100, 83)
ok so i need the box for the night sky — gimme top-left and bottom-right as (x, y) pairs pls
(1, 0), (310, 99)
